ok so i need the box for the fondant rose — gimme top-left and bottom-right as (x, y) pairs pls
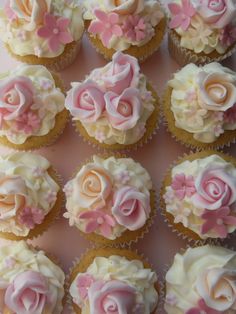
(106, 0), (144, 15)
(5, 270), (49, 314)
(73, 165), (112, 208)
(192, 167), (236, 210)
(197, 71), (236, 111)
(112, 186), (150, 230)
(196, 268), (236, 311)
(0, 76), (35, 123)
(105, 88), (141, 130)
(65, 80), (105, 123)
(194, 0), (236, 28)
(88, 280), (137, 314)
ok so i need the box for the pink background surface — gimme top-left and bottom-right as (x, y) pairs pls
(0, 1), (236, 313)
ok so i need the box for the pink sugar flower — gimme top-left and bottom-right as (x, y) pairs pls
(123, 15), (146, 42)
(186, 299), (222, 314)
(219, 24), (236, 47)
(224, 104), (236, 124)
(88, 10), (123, 47)
(4, 3), (17, 22)
(168, 0), (196, 31)
(201, 206), (236, 238)
(78, 209), (116, 238)
(15, 111), (41, 134)
(171, 173), (196, 200)
(18, 207), (45, 229)
(37, 13), (73, 52)
(76, 274), (95, 300)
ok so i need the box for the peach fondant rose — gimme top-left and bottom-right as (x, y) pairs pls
(106, 0), (144, 15)
(112, 186), (150, 230)
(196, 268), (236, 311)
(65, 80), (105, 123)
(192, 167), (236, 210)
(105, 88), (141, 130)
(73, 165), (112, 208)
(5, 271), (50, 314)
(0, 76), (35, 122)
(197, 71), (236, 111)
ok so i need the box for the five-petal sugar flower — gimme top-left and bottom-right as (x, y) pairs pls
(168, 0), (196, 31)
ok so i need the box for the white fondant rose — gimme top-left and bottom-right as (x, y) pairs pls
(105, 0), (144, 14)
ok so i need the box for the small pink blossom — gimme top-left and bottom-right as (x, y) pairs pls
(220, 24), (236, 47)
(171, 173), (196, 200)
(76, 274), (95, 300)
(15, 111), (41, 134)
(4, 3), (17, 22)
(213, 111), (224, 122)
(123, 15), (146, 42)
(18, 207), (45, 229)
(37, 13), (73, 52)
(201, 206), (236, 238)
(115, 170), (130, 185)
(166, 293), (177, 306)
(40, 79), (53, 90)
(168, 0), (196, 31)
(88, 10), (123, 47)
(4, 257), (16, 269)
(224, 104), (236, 123)
(78, 209), (116, 238)
(214, 124), (224, 137)
(185, 90), (197, 102)
(186, 299), (222, 314)
(32, 167), (45, 177)
(17, 30), (27, 41)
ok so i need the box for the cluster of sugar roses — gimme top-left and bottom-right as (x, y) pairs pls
(164, 155), (236, 239)
(168, 0), (236, 54)
(86, 0), (164, 49)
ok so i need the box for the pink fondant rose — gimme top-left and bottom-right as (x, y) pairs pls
(192, 167), (236, 210)
(106, 0), (144, 14)
(112, 186), (150, 230)
(197, 71), (236, 111)
(88, 280), (137, 314)
(65, 80), (105, 123)
(0, 76), (35, 124)
(195, 0), (236, 28)
(5, 270), (49, 314)
(105, 88), (141, 130)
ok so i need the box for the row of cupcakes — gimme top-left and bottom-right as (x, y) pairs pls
(1, 0), (236, 70)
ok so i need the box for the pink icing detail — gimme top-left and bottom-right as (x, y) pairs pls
(17, 30), (27, 41)
(18, 207), (45, 229)
(166, 293), (177, 306)
(78, 209), (116, 238)
(4, 257), (16, 269)
(214, 124), (224, 137)
(201, 206), (236, 238)
(171, 173), (196, 200)
(15, 111), (41, 134)
(88, 9), (123, 47)
(219, 24), (236, 47)
(115, 170), (130, 185)
(45, 191), (57, 204)
(37, 13), (73, 52)
(123, 15), (146, 42)
(88, 280), (137, 314)
(105, 87), (141, 130)
(65, 80), (105, 123)
(4, 3), (17, 22)
(5, 270), (50, 314)
(112, 186), (150, 231)
(185, 90), (197, 102)
(186, 298), (223, 314)
(168, 0), (196, 31)
(224, 103), (236, 123)
(76, 274), (95, 300)
(95, 130), (106, 143)
(40, 79), (53, 90)
(32, 167), (45, 177)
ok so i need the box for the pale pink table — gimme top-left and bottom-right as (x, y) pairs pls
(0, 2), (236, 313)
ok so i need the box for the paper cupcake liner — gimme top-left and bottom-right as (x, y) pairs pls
(162, 86), (236, 151)
(66, 247), (161, 314)
(0, 166), (65, 241)
(168, 29), (236, 66)
(64, 152), (157, 247)
(73, 81), (160, 152)
(85, 14), (167, 62)
(160, 150), (236, 244)
(6, 39), (82, 72)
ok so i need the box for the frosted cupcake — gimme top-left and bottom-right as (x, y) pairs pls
(164, 62), (236, 149)
(0, 64), (67, 150)
(0, 152), (63, 241)
(65, 52), (159, 150)
(0, 0), (84, 71)
(68, 248), (159, 314)
(63, 155), (155, 245)
(168, 0), (236, 66)
(165, 245), (236, 314)
(161, 151), (236, 241)
(0, 241), (65, 314)
(84, 0), (166, 61)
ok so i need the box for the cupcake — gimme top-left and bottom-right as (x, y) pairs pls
(0, 0), (84, 71)
(168, 0), (236, 66)
(67, 247), (159, 314)
(164, 245), (236, 314)
(0, 64), (68, 150)
(0, 241), (65, 314)
(65, 52), (159, 150)
(83, 0), (166, 62)
(0, 151), (63, 241)
(161, 151), (236, 241)
(63, 155), (156, 245)
(163, 62), (236, 150)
